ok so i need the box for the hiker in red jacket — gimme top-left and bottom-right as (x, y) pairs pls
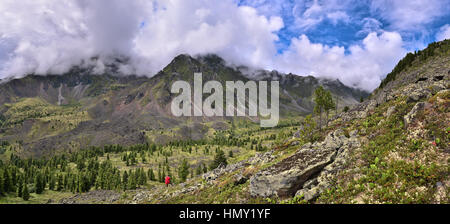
(165, 176), (171, 187)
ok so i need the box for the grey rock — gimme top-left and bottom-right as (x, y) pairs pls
(404, 102), (426, 128)
(295, 187), (320, 201)
(407, 89), (430, 103)
(386, 106), (396, 118)
(202, 150), (276, 184)
(429, 83), (446, 95)
(249, 130), (353, 198)
(234, 174), (248, 185)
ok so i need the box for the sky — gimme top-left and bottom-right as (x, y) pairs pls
(0, 0), (449, 91)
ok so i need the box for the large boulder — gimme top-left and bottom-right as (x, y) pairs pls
(249, 130), (355, 198)
(295, 130), (360, 201)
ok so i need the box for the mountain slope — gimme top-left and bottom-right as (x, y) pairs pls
(245, 39), (450, 203)
(0, 54), (367, 157)
(131, 39), (449, 204)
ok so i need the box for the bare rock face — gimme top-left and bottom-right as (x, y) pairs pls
(404, 102), (427, 128)
(295, 130), (360, 201)
(249, 130), (359, 199)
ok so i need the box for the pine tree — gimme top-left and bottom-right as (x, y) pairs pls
(17, 176), (23, 197)
(314, 86), (326, 130)
(122, 171), (128, 189)
(35, 173), (44, 194)
(57, 175), (63, 191)
(228, 150), (233, 158)
(0, 169), (5, 195)
(178, 159), (190, 182)
(301, 115), (317, 143)
(148, 168), (155, 181)
(49, 174), (56, 190)
(323, 90), (335, 127)
(210, 150), (227, 170)
(22, 184), (30, 201)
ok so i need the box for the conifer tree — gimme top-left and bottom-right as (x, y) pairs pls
(35, 173), (44, 194)
(314, 86), (326, 130)
(22, 184), (30, 201)
(0, 169), (5, 195)
(178, 159), (190, 182)
(323, 90), (335, 127)
(17, 176), (23, 197)
(210, 149), (227, 170)
(300, 115), (317, 143)
(57, 175), (63, 191)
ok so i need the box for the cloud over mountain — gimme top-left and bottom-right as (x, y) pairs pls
(0, 0), (448, 91)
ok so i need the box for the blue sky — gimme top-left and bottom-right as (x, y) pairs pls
(237, 0), (450, 53)
(0, 0), (449, 91)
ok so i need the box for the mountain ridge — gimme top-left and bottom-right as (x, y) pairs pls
(0, 54), (367, 157)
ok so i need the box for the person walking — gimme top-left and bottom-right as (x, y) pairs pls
(165, 176), (171, 187)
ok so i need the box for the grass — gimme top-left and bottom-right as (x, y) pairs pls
(317, 91), (449, 204)
(0, 191), (74, 204)
(0, 97), (90, 139)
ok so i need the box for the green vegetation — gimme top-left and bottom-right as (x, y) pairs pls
(314, 86), (336, 129)
(318, 92), (449, 204)
(379, 39), (450, 89)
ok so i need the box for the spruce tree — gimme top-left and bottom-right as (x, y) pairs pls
(35, 173), (44, 194)
(178, 159), (190, 182)
(17, 176), (23, 197)
(300, 115), (316, 143)
(210, 150), (227, 170)
(313, 86), (326, 130)
(323, 90), (335, 127)
(57, 175), (63, 191)
(22, 184), (30, 201)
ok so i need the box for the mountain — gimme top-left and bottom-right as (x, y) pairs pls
(245, 39), (449, 203)
(119, 39), (447, 204)
(0, 40), (447, 205)
(0, 54), (367, 157)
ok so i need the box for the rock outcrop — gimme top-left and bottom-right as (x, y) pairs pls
(203, 150), (276, 184)
(249, 129), (359, 199)
(404, 102), (427, 128)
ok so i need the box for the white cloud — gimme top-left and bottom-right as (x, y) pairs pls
(288, 0), (361, 31)
(436, 24), (450, 41)
(0, 0), (283, 80)
(0, 0), (411, 92)
(274, 31), (406, 91)
(327, 11), (350, 25)
(132, 0), (283, 75)
(357, 18), (383, 37)
(370, 0), (448, 31)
